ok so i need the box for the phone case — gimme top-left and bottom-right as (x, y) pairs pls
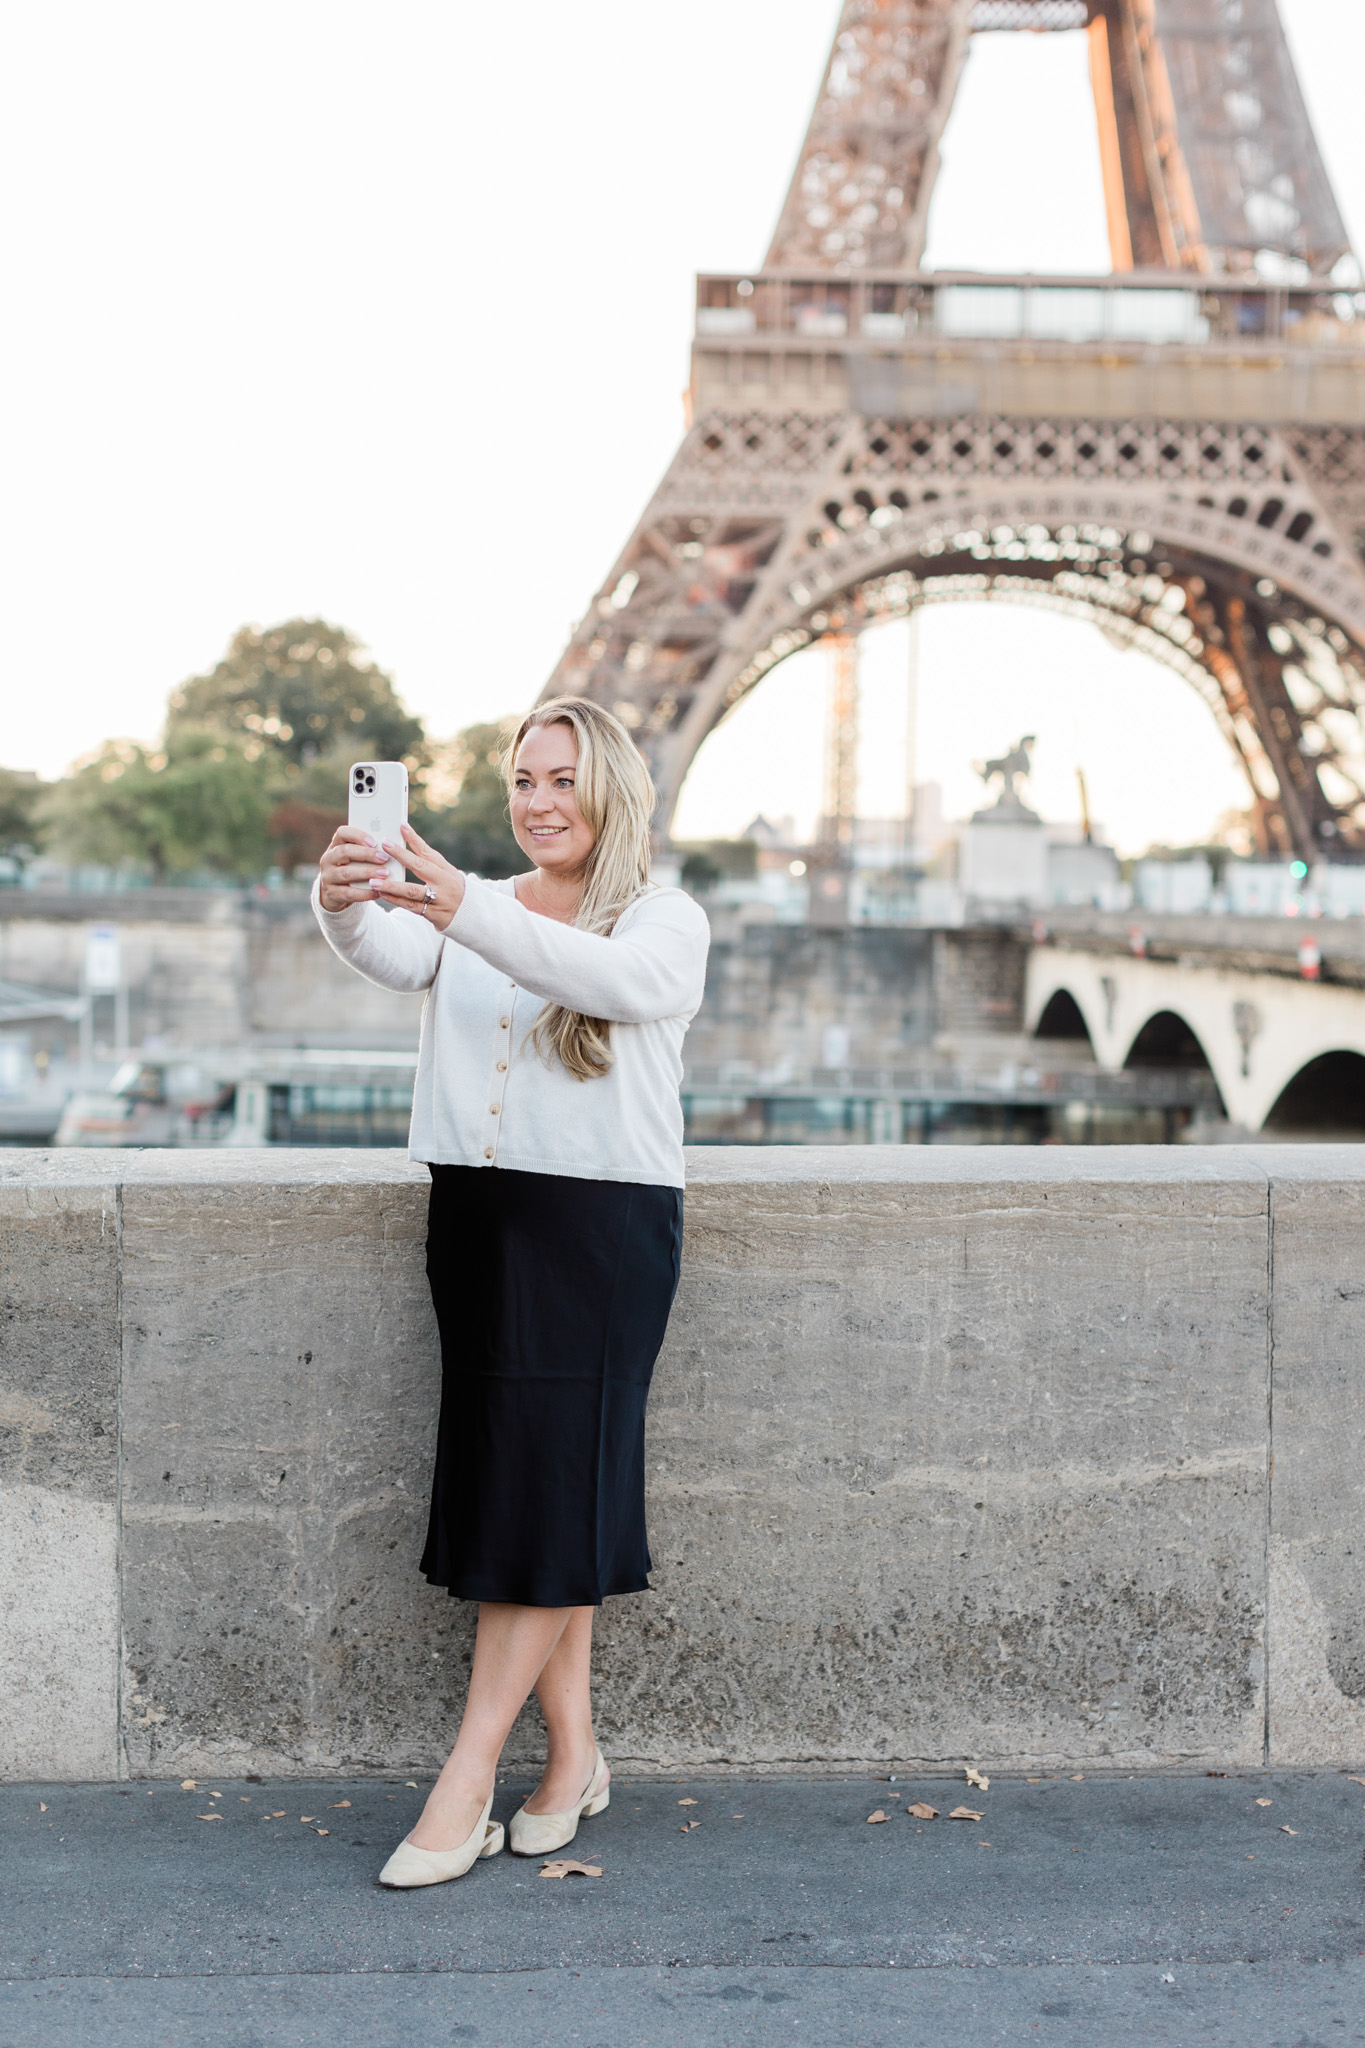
(348, 761), (409, 887)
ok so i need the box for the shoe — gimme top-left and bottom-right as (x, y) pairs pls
(377, 1789), (504, 1888)
(508, 1746), (610, 1857)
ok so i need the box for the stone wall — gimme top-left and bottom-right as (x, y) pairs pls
(2, 1146), (1362, 1781)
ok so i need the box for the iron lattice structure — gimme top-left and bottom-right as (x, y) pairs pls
(543, 0), (1365, 858)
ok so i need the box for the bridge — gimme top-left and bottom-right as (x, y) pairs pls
(1028, 907), (1365, 1131)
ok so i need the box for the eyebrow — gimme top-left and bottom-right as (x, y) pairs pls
(518, 762), (577, 777)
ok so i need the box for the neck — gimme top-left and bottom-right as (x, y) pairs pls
(523, 863), (585, 922)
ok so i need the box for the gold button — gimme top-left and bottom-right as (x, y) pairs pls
(497, 1060), (507, 1073)
(499, 1016), (509, 1028)
(490, 1104), (499, 1115)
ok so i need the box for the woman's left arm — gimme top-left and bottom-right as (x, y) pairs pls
(374, 826), (709, 1024)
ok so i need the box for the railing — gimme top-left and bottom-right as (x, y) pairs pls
(695, 270), (1365, 350)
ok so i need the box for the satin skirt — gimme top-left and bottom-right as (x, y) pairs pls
(419, 1163), (683, 1607)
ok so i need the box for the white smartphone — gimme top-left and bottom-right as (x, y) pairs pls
(348, 761), (409, 887)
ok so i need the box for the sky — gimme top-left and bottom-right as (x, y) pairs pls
(2, 1), (1364, 853)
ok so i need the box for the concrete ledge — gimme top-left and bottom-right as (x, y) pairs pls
(2, 1146), (1362, 1778)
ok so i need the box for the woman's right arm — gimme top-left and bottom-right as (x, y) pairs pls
(312, 825), (445, 992)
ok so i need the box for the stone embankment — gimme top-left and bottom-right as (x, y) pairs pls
(2, 1146), (1362, 1780)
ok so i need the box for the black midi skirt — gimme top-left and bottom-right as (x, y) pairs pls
(419, 1163), (683, 1607)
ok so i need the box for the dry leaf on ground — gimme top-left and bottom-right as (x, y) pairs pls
(907, 1803), (939, 1820)
(680, 1820), (702, 1832)
(1281, 1825), (1298, 1835)
(315, 1828), (329, 1836)
(181, 1780), (197, 1791)
(949, 1806), (984, 1822)
(268, 1811), (286, 1819)
(39, 1803), (47, 1813)
(1256, 1798), (1273, 1807)
(1070, 1774), (1086, 1782)
(678, 1798), (697, 1806)
(965, 1767), (990, 1791)
(866, 1810), (889, 1824)
(300, 1816), (315, 1824)
(1348, 1777), (1365, 1787)
(540, 1859), (602, 1879)
(405, 1781), (418, 1789)
(329, 1801), (351, 1809)
(196, 1814), (221, 1822)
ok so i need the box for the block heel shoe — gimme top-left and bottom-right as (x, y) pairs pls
(508, 1747), (610, 1858)
(378, 1789), (504, 1889)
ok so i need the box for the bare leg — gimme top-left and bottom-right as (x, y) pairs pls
(522, 1604), (601, 1814)
(409, 1601), (571, 1850)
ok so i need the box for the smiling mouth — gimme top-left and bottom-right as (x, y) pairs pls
(530, 826), (568, 837)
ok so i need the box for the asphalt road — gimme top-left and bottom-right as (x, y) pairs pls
(4, 1770), (1363, 2045)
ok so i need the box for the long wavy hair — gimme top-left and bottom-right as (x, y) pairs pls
(503, 696), (656, 1080)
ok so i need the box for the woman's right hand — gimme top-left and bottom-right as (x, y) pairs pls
(318, 824), (391, 912)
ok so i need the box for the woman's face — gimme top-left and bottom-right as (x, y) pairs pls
(510, 722), (596, 878)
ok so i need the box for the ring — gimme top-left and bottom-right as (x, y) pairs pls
(423, 884), (436, 906)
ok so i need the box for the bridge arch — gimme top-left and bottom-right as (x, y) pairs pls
(1033, 987), (1094, 1050)
(1264, 1050), (1365, 1135)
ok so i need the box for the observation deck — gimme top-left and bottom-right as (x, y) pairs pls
(691, 271), (1365, 426)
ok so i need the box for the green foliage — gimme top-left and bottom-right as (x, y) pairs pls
(415, 721), (524, 879)
(43, 730), (275, 881)
(166, 620), (424, 771)
(0, 768), (44, 872)
(676, 838), (758, 892)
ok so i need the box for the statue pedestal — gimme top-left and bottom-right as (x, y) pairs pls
(960, 794), (1048, 907)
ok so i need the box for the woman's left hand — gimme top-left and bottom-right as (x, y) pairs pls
(373, 823), (466, 931)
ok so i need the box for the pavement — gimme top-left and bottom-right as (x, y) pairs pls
(4, 1769), (1364, 2046)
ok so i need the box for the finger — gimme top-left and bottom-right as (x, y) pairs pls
(385, 835), (435, 871)
(400, 822), (437, 858)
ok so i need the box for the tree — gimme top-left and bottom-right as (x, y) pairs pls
(43, 730), (275, 881)
(0, 768), (44, 874)
(166, 620), (425, 771)
(415, 720), (523, 878)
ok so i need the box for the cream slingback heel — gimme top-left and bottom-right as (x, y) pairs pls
(508, 1746), (610, 1858)
(378, 1789), (504, 1889)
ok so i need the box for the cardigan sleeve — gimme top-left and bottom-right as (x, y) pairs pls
(310, 878), (445, 993)
(445, 878), (709, 1024)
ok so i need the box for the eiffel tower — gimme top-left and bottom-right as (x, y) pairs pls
(543, 0), (1365, 862)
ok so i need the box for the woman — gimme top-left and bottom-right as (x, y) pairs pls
(313, 696), (709, 1888)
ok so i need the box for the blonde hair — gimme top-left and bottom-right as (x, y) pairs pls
(504, 696), (656, 1080)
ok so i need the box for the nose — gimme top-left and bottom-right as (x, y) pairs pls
(526, 782), (555, 814)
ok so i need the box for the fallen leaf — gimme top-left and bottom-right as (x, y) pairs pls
(1348, 1777), (1365, 1787)
(886, 1792), (901, 1800)
(197, 1814), (222, 1822)
(1026, 1777), (1043, 1784)
(315, 1828), (329, 1837)
(1280, 1825), (1298, 1835)
(679, 1820), (702, 1832)
(965, 1767), (990, 1791)
(678, 1797), (697, 1806)
(1070, 1774), (1086, 1782)
(181, 1780), (197, 1791)
(907, 1803), (939, 1820)
(949, 1806), (984, 1822)
(239, 1797), (251, 1803)
(300, 1816), (315, 1824)
(978, 1841), (992, 1847)
(39, 1803), (47, 1813)
(732, 1814), (745, 1819)
(540, 1859), (602, 1879)
(866, 1810), (889, 1825)
(268, 1811), (286, 1819)
(405, 1781), (418, 1789)
(1256, 1798), (1273, 1807)
(329, 1801), (351, 1809)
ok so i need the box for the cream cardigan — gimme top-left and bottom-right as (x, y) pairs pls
(311, 873), (711, 1188)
